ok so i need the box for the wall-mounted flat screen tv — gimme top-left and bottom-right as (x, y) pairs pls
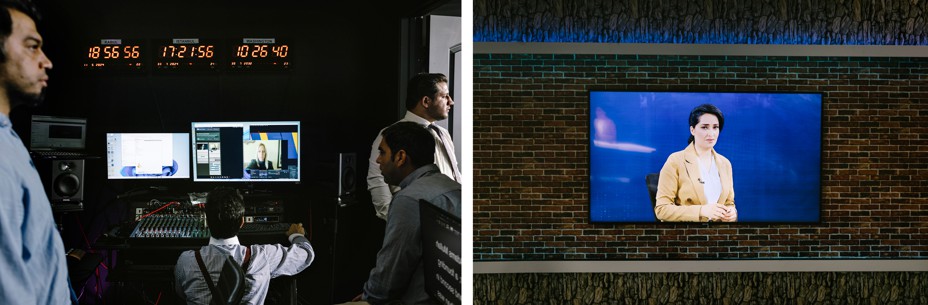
(589, 91), (821, 223)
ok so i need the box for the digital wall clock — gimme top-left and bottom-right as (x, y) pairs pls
(82, 39), (145, 72)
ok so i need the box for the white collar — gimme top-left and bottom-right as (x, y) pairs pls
(209, 236), (241, 246)
(403, 111), (433, 126)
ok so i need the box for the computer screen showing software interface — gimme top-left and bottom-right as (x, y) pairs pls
(106, 133), (190, 179)
(191, 121), (300, 182)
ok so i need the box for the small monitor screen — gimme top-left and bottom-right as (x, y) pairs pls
(106, 133), (190, 179)
(191, 121), (300, 182)
(31, 115), (87, 151)
(589, 91), (822, 223)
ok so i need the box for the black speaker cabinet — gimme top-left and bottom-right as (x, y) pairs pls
(49, 159), (84, 203)
(338, 152), (356, 197)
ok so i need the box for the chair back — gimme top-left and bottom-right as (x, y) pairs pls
(214, 254), (246, 305)
(645, 173), (660, 221)
(419, 199), (462, 305)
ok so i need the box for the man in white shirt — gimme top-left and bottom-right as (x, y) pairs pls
(366, 73), (461, 220)
(174, 187), (314, 304)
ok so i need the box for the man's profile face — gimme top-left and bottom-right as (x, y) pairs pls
(2, 8), (52, 101)
(376, 138), (399, 185)
(424, 81), (452, 121)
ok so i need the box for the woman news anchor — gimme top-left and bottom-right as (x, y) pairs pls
(654, 104), (737, 222)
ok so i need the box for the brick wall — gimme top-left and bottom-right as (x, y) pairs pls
(473, 54), (928, 260)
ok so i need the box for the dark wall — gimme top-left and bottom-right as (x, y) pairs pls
(24, 0), (406, 159)
(10, 1), (427, 303)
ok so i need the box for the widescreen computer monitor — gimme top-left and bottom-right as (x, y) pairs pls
(106, 133), (191, 179)
(191, 121), (300, 182)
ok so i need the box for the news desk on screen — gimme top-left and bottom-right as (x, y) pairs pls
(191, 121), (300, 182)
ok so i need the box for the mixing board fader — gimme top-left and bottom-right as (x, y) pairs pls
(129, 214), (208, 239)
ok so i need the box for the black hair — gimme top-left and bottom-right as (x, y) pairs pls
(205, 187), (246, 239)
(405, 73), (448, 111)
(0, 0), (41, 63)
(687, 104), (725, 144)
(382, 121), (435, 168)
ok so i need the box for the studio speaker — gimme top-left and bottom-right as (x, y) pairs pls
(49, 159), (84, 203)
(338, 153), (356, 197)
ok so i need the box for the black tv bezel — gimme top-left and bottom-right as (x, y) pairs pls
(586, 90), (824, 225)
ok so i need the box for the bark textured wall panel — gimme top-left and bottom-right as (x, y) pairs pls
(474, 0), (928, 45)
(474, 272), (928, 305)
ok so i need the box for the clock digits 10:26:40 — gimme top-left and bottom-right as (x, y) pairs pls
(230, 38), (290, 70)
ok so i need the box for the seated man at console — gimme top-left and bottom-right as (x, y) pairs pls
(175, 187), (314, 304)
(353, 122), (462, 305)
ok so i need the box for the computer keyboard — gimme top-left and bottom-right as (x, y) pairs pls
(240, 222), (291, 234)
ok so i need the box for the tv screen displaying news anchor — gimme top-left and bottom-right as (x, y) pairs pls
(589, 91), (822, 223)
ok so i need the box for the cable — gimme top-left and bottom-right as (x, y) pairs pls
(74, 214), (107, 303)
(136, 201), (180, 221)
(154, 291), (162, 305)
(95, 267), (102, 303)
(76, 214), (94, 250)
(74, 215), (111, 270)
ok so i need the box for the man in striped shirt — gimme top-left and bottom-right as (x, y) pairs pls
(174, 187), (315, 305)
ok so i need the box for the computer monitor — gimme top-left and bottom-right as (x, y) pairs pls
(106, 133), (191, 179)
(31, 115), (87, 151)
(191, 121), (300, 182)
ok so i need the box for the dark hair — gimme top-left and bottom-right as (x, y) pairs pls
(205, 187), (246, 239)
(0, 0), (41, 63)
(687, 104), (725, 144)
(405, 73), (448, 111)
(382, 121), (435, 168)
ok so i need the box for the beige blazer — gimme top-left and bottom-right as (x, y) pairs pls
(654, 143), (735, 222)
